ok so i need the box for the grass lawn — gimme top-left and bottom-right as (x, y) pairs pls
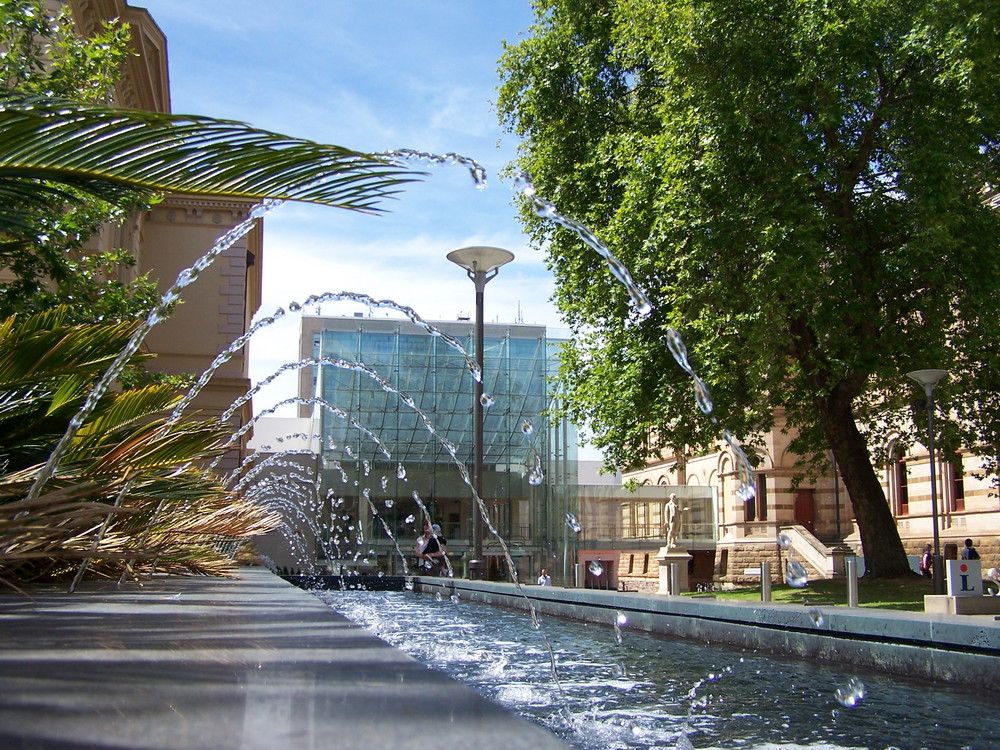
(686, 576), (934, 612)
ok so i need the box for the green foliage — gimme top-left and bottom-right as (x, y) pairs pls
(499, 0), (1000, 575)
(0, 0), (151, 323)
(0, 2), (415, 323)
(0, 308), (279, 586)
(0, 0), (131, 101)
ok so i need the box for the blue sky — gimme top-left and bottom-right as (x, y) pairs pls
(136, 1), (563, 413)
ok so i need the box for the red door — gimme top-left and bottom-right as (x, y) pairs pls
(794, 489), (815, 533)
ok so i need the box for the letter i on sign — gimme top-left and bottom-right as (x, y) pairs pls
(946, 559), (982, 596)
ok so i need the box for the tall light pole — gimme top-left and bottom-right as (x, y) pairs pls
(447, 246), (514, 579)
(906, 368), (949, 595)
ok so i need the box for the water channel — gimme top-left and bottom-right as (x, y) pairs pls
(320, 588), (995, 750)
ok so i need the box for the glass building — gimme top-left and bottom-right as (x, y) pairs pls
(297, 314), (579, 580)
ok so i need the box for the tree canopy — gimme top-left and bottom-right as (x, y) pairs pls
(498, 0), (1000, 576)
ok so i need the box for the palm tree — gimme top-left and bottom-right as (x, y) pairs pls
(0, 307), (280, 589)
(0, 94), (421, 588)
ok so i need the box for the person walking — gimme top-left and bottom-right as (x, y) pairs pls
(919, 544), (932, 578)
(961, 538), (980, 560)
(537, 568), (551, 586)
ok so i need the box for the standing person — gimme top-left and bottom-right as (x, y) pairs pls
(919, 544), (932, 578)
(961, 538), (980, 560)
(537, 568), (551, 586)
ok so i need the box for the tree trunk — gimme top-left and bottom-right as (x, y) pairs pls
(818, 388), (914, 578)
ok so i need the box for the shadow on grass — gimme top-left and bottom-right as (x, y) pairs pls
(685, 576), (933, 612)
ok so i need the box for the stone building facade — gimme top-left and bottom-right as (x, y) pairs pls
(625, 408), (998, 586)
(66, 1), (264, 474)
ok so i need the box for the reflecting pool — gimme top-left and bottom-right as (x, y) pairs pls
(318, 590), (996, 750)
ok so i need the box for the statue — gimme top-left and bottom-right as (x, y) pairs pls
(664, 493), (678, 549)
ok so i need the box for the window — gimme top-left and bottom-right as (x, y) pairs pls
(951, 452), (965, 512)
(894, 450), (909, 515)
(745, 473), (767, 522)
(756, 473), (768, 521)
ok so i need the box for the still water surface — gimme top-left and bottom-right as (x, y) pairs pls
(318, 589), (995, 750)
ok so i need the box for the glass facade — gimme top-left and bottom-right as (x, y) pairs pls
(304, 315), (578, 579)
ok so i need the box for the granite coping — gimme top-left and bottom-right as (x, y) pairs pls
(0, 569), (571, 750)
(418, 578), (1000, 651)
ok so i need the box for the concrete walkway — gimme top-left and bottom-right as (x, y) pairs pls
(0, 568), (571, 750)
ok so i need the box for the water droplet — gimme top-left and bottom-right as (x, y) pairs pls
(521, 419), (534, 435)
(588, 560), (604, 577)
(480, 393), (495, 407)
(404, 514), (415, 524)
(384, 498), (394, 509)
(435, 592), (443, 601)
(785, 560), (808, 588)
(693, 376), (714, 414)
(777, 533), (792, 550)
(396, 464), (406, 480)
(808, 608), (825, 627)
(666, 327), (692, 372)
(616, 612), (628, 626)
(528, 467), (544, 485)
(381, 475), (388, 491)
(450, 594), (460, 604)
(565, 513), (582, 533)
(834, 677), (866, 707)
(736, 483), (757, 503)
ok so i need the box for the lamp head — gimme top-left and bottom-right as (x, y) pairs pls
(447, 246), (514, 274)
(906, 369), (949, 396)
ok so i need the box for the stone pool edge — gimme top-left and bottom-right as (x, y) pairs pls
(411, 576), (1000, 692)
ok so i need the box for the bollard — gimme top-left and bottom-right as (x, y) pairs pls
(847, 557), (859, 607)
(669, 561), (682, 595)
(761, 561), (772, 602)
(573, 563), (582, 588)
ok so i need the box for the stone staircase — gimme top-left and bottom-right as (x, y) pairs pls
(779, 524), (855, 580)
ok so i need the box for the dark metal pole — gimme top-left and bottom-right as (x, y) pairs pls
(469, 271), (487, 578)
(927, 395), (944, 595)
(447, 246), (513, 581)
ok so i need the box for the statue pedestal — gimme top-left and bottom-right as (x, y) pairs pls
(656, 546), (692, 595)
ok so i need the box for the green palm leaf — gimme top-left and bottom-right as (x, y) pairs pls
(0, 95), (419, 234)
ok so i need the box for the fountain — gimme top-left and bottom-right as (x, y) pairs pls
(324, 588), (996, 750)
(5, 129), (993, 750)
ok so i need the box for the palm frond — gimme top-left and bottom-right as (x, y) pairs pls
(0, 94), (420, 235)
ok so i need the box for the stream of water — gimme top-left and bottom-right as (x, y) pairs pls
(319, 589), (994, 750)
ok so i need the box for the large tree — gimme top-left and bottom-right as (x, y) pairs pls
(498, 0), (1000, 577)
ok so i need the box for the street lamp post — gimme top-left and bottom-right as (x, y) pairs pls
(906, 368), (949, 595)
(447, 246), (514, 580)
